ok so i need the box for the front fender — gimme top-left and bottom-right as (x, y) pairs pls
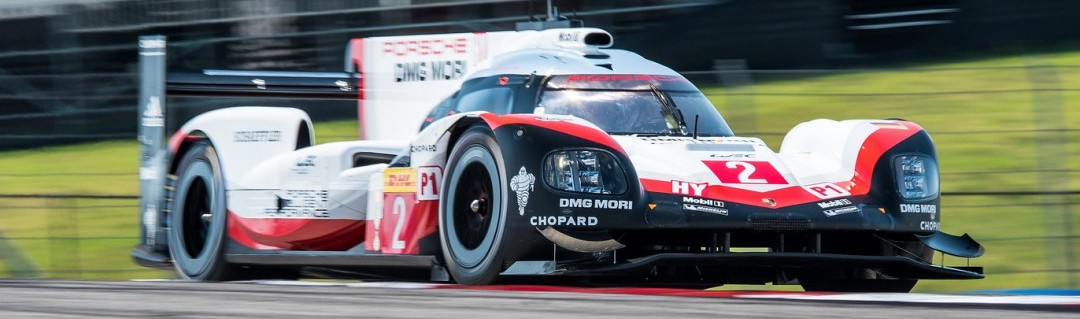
(478, 113), (642, 229)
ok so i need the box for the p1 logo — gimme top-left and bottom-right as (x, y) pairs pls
(417, 166), (443, 200)
(803, 182), (851, 199)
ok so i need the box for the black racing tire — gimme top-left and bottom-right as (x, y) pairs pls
(168, 140), (239, 281)
(439, 125), (509, 285)
(799, 241), (932, 293)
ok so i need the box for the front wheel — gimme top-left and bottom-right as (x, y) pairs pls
(167, 140), (238, 281)
(439, 126), (509, 285)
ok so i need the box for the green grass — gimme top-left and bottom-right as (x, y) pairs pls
(1, 50), (1078, 292)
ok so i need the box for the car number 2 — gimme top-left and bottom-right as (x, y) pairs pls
(390, 196), (407, 249)
(703, 160), (788, 185)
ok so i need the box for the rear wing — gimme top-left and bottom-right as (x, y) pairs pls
(166, 69), (357, 100)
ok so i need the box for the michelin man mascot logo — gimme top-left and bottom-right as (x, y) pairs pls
(509, 166), (535, 215)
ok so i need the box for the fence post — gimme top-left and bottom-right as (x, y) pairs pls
(1025, 56), (1074, 288)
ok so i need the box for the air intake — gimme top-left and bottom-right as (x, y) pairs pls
(584, 32), (613, 47)
(750, 218), (810, 232)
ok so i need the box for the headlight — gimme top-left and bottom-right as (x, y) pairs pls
(543, 150), (627, 194)
(894, 155), (939, 200)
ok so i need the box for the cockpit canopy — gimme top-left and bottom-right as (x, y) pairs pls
(538, 75), (733, 137)
(423, 74), (734, 137)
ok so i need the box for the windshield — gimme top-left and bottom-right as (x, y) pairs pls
(537, 88), (734, 136)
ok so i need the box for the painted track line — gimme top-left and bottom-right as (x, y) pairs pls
(740, 292), (1080, 306)
(239, 280), (1080, 308)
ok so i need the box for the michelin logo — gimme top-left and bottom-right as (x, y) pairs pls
(509, 166), (535, 215)
(822, 206), (859, 217)
(683, 204), (728, 215)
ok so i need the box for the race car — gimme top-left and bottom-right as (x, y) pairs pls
(132, 20), (984, 292)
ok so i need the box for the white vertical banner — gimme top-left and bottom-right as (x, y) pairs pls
(137, 35), (166, 248)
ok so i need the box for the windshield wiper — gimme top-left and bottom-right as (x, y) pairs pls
(650, 84), (687, 136)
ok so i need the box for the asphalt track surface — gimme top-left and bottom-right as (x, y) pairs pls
(0, 280), (1076, 318)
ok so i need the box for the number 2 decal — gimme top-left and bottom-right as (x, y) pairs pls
(725, 161), (766, 184)
(375, 192), (415, 253)
(703, 160), (788, 185)
(390, 196), (408, 249)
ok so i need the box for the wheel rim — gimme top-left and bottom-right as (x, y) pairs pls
(181, 176), (211, 258)
(445, 145), (502, 269)
(453, 161), (493, 250)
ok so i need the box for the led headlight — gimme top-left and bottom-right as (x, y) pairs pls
(543, 150), (627, 194)
(894, 155), (939, 200)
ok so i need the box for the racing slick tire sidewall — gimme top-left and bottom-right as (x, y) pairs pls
(168, 140), (236, 281)
(440, 125), (508, 285)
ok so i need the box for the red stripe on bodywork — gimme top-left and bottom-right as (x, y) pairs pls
(480, 113), (626, 155)
(227, 211), (365, 251)
(848, 121), (923, 195)
(642, 121), (922, 208)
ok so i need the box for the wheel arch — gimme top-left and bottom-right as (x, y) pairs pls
(167, 107), (313, 184)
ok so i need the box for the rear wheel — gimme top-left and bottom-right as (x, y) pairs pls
(168, 140), (238, 281)
(439, 126), (508, 285)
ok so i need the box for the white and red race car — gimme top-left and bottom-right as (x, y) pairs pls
(133, 21), (983, 292)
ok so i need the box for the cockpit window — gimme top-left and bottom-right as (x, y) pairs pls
(456, 86), (514, 114)
(538, 75), (734, 136)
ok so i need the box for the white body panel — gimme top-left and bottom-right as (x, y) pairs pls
(611, 119), (893, 191)
(178, 107), (312, 186)
(226, 140), (406, 221)
(778, 119), (883, 185)
(613, 135), (795, 192)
